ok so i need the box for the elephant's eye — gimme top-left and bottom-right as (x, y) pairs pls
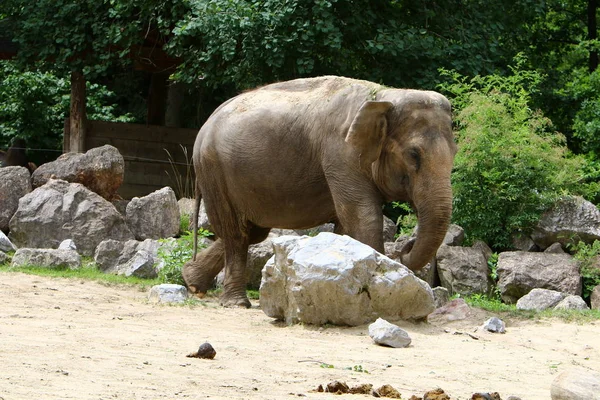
(408, 148), (421, 171)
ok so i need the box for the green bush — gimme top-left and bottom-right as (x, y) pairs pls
(440, 61), (592, 249)
(157, 229), (213, 286)
(571, 240), (600, 303)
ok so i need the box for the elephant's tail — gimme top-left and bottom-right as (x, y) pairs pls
(192, 185), (202, 261)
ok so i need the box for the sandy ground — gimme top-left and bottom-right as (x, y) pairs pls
(0, 272), (599, 400)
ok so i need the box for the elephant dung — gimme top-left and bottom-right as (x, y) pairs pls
(259, 232), (435, 326)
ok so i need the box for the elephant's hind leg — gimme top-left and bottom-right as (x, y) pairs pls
(183, 239), (225, 297)
(220, 225), (271, 308)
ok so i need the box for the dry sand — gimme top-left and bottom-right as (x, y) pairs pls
(1, 271), (599, 400)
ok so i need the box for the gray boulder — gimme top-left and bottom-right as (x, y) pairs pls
(0, 166), (31, 232)
(9, 179), (133, 256)
(545, 243), (566, 254)
(516, 288), (567, 311)
(427, 298), (471, 324)
(11, 248), (81, 269)
(148, 284), (188, 304)
(0, 251), (7, 264)
(58, 239), (77, 251)
(368, 318), (411, 348)
(554, 295), (589, 310)
(260, 233), (435, 326)
(32, 145), (124, 200)
(533, 196), (600, 250)
(385, 240), (437, 287)
(246, 240), (275, 289)
(497, 252), (582, 304)
(551, 367), (600, 400)
(0, 230), (16, 253)
(443, 224), (465, 246)
(94, 238), (167, 278)
(592, 285), (600, 310)
(126, 187), (180, 240)
(189, 199), (213, 233)
(382, 216), (398, 243)
(432, 286), (450, 309)
(472, 240), (493, 263)
(511, 233), (538, 252)
(436, 245), (490, 296)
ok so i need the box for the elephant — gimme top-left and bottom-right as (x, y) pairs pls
(183, 76), (457, 308)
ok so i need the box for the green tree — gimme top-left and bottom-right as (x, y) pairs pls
(440, 62), (595, 249)
(168, 0), (545, 93)
(0, 61), (135, 163)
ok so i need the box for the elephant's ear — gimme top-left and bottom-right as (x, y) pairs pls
(345, 101), (393, 169)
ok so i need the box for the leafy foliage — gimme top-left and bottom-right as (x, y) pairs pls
(571, 240), (600, 302)
(440, 61), (591, 249)
(157, 229), (213, 285)
(0, 61), (134, 163)
(166, 0), (543, 93)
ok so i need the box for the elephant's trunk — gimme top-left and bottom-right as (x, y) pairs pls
(401, 187), (452, 271)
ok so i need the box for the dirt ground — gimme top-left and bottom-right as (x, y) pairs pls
(1, 271), (599, 400)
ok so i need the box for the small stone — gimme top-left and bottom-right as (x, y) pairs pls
(148, 284), (188, 304)
(187, 342), (216, 359)
(424, 388), (450, 400)
(373, 384), (401, 398)
(482, 317), (506, 334)
(325, 381), (349, 394)
(472, 393), (502, 400)
(349, 383), (373, 394)
(368, 318), (411, 348)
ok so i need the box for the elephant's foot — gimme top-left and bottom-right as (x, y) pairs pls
(219, 292), (251, 309)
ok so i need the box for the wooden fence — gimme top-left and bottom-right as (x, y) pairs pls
(65, 120), (198, 199)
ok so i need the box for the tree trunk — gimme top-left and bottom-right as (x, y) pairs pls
(68, 70), (87, 153)
(147, 72), (169, 126)
(589, 0), (598, 72)
(165, 81), (186, 128)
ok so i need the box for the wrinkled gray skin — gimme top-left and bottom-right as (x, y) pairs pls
(183, 76), (456, 308)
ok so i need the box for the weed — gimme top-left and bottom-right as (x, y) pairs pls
(157, 229), (213, 286)
(164, 144), (195, 199)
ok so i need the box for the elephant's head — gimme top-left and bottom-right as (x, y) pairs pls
(346, 90), (456, 270)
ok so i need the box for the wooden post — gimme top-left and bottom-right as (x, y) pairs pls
(146, 72), (169, 126)
(589, 0), (598, 72)
(68, 70), (87, 153)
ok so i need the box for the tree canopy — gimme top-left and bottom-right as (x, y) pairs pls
(2, 0), (600, 246)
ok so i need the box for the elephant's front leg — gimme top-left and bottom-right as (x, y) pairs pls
(221, 237), (252, 308)
(329, 180), (385, 252)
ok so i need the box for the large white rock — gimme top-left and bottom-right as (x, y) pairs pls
(259, 233), (435, 326)
(551, 367), (600, 400)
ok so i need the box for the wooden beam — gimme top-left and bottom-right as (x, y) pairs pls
(68, 70), (87, 153)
